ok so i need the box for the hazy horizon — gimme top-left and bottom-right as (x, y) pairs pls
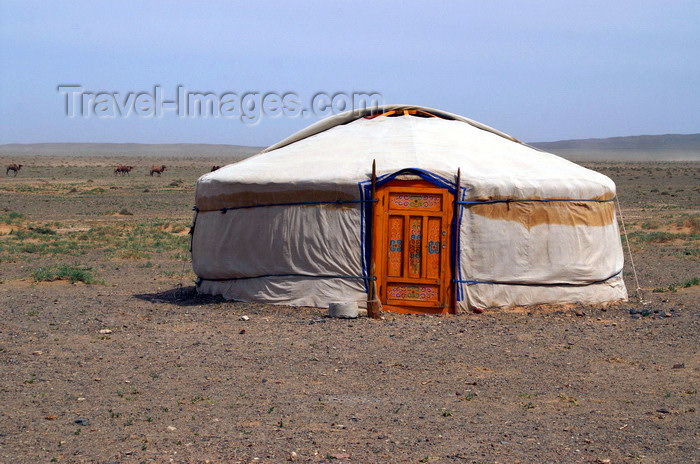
(0, 131), (699, 147)
(1, 133), (699, 162)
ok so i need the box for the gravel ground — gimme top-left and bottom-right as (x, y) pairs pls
(0, 158), (697, 463)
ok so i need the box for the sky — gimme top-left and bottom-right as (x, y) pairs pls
(0, 1), (698, 146)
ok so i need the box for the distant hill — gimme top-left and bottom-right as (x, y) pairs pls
(1, 133), (698, 161)
(530, 133), (700, 161)
(0, 143), (264, 160)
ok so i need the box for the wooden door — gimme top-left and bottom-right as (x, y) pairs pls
(373, 180), (453, 314)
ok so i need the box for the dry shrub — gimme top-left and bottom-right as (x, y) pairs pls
(682, 216), (700, 234)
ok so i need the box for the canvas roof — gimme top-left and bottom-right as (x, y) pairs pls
(196, 105), (615, 211)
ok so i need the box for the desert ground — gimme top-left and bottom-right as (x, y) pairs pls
(0, 155), (698, 463)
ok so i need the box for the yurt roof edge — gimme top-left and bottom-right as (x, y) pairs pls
(260, 104), (540, 155)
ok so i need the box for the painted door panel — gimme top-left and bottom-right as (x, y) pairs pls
(373, 180), (453, 314)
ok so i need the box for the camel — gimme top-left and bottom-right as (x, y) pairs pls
(114, 165), (133, 176)
(150, 165), (167, 176)
(6, 164), (23, 176)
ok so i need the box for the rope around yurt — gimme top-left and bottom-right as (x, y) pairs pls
(614, 196), (647, 304)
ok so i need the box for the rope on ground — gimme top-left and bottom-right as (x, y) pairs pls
(615, 196), (647, 304)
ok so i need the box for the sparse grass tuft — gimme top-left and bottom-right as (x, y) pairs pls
(80, 187), (106, 195)
(633, 231), (675, 243)
(31, 264), (99, 284)
(653, 277), (698, 293)
(557, 393), (579, 406)
(0, 219), (189, 260)
(1, 212), (25, 224)
(627, 229), (699, 245)
(29, 225), (56, 235)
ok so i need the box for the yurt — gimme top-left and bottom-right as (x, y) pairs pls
(191, 105), (627, 313)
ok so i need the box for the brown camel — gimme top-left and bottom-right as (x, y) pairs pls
(150, 165), (167, 176)
(6, 164), (23, 176)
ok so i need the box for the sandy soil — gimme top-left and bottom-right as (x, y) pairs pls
(0, 157), (698, 463)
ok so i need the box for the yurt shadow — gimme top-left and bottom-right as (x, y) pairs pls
(133, 286), (226, 307)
